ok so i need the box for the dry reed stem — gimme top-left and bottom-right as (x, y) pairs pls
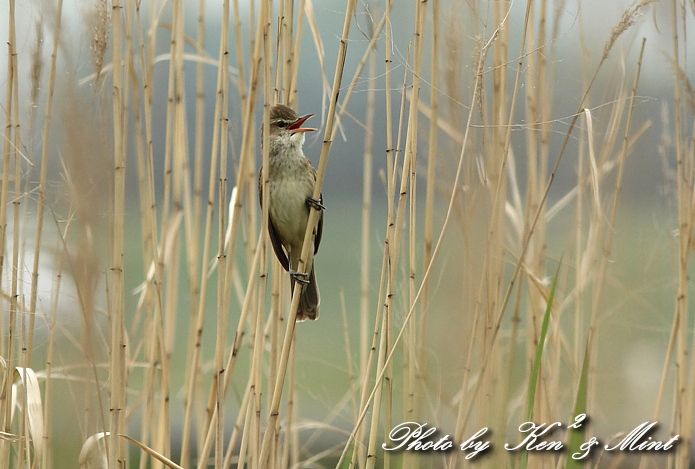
(491, 2), (531, 439)
(28, 0), (64, 370)
(155, 1), (186, 464)
(258, 0), (357, 465)
(250, 3), (272, 467)
(42, 243), (67, 469)
(222, 379), (252, 467)
(237, 387), (254, 468)
(130, 3), (166, 466)
(108, 0), (126, 465)
(0, 4), (16, 461)
(28, 20), (43, 139)
(303, 0), (330, 113)
(404, 1), (428, 454)
(287, 0), (305, 108)
(669, 0), (690, 466)
(268, 252), (282, 427)
(417, 0), (439, 426)
(375, 0), (393, 411)
(350, 249), (389, 468)
(521, 1), (549, 447)
(8, 0), (23, 464)
(330, 3), (392, 143)
(365, 308), (389, 469)
(288, 339), (300, 468)
(511, 0), (554, 445)
(393, 2), (428, 467)
(359, 11), (376, 433)
(213, 0), (231, 465)
(281, 0), (294, 104)
(193, 0), (206, 245)
(368, 3), (411, 468)
(174, 10), (206, 456)
(231, 1), (247, 123)
(339, 290), (359, 420)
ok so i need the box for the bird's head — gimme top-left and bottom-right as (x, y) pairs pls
(269, 104), (317, 148)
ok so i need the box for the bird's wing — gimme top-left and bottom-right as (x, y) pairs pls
(314, 193), (323, 255)
(259, 166), (290, 271)
(258, 166), (264, 207)
(309, 165), (323, 254)
(269, 218), (290, 271)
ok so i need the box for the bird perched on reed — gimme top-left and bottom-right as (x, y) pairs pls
(259, 104), (324, 321)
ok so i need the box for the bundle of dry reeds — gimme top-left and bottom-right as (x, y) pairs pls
(0, 0), (693, 467)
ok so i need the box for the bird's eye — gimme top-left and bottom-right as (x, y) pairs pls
(277, 121), (288, 128)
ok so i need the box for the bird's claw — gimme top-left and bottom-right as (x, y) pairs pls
(306, 197), (326, 211)
(290, 270), (310, 285)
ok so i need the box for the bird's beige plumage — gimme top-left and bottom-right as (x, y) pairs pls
(259, 104), (323, 321)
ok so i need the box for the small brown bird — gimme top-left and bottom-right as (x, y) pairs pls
(259, 104), (324, 321)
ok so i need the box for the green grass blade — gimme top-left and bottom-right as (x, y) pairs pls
(565, 347), (590, 469)
(519, 261), (561, 469)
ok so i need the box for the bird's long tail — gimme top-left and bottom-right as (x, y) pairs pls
(291, 265), (319, 321)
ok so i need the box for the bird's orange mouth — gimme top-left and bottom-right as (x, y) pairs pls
(288, 114), (317, 133)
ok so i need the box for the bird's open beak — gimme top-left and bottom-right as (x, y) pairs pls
(288, 114), (317, 133)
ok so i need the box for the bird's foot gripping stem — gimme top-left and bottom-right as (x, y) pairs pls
(306, 197), (325, 211)
(290, 270), (310, 285)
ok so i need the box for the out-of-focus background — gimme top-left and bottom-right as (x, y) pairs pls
(0, 0), (694, 467)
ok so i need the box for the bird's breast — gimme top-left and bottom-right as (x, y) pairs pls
(267, 154), (315, 247)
